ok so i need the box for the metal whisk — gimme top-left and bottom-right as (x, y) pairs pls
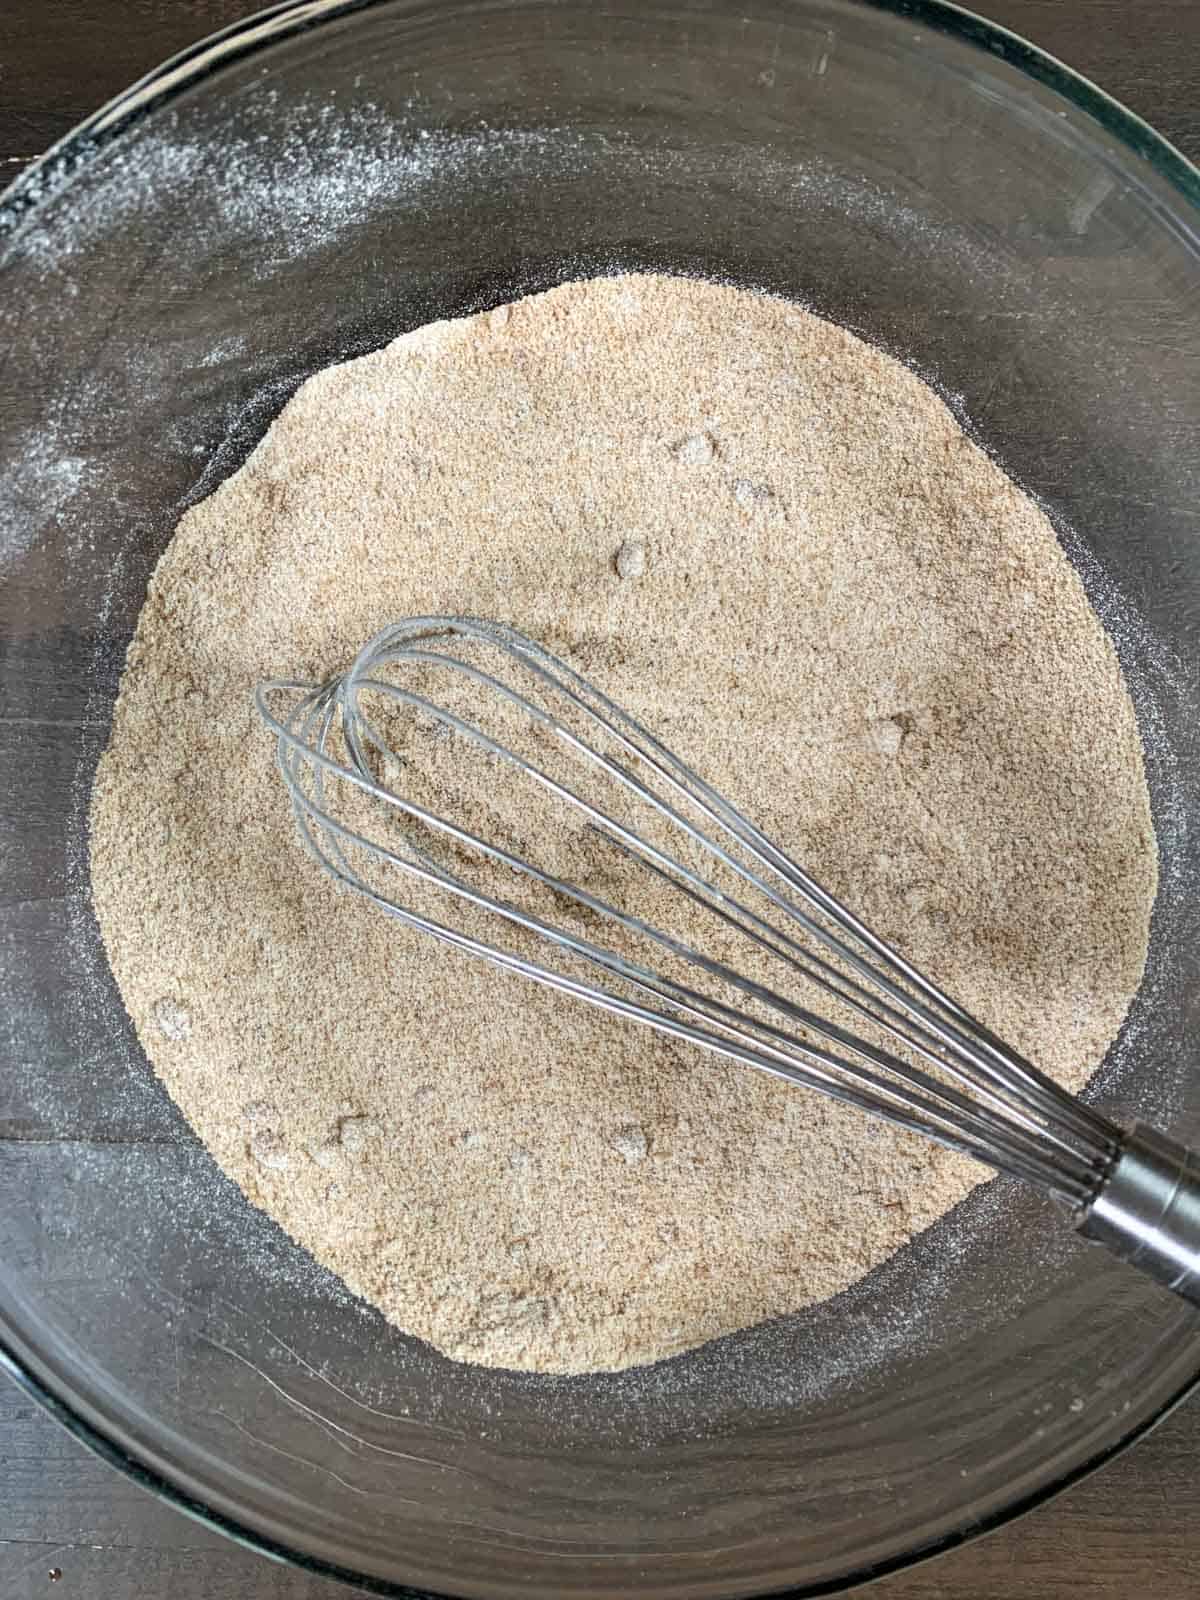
(257, 615), (1200, 1304)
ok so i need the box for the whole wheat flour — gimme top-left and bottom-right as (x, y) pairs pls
(89, 273), (1156, 1374)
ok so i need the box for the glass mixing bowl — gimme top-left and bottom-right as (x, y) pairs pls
(2, 2), (1199, 1596)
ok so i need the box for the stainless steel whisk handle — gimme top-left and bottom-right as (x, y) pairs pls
(1077, 1124), (1200, 1305)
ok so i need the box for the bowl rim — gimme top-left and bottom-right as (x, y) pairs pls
(2, 1330), (1199, 1600)
(2, 0), (1199, 243)
(2, 2), (1199, 1597)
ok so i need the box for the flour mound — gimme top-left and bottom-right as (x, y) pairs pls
(89, 274), (1155, 1374)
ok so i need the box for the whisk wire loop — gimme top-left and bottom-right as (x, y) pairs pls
(256, 617), (1123, 1207)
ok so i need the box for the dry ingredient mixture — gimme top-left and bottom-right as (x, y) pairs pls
(89, 273), (1156, 1374)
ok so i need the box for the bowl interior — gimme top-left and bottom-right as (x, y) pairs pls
(2, 3), (1199, 1597)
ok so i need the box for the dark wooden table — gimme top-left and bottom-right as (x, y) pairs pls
(1, 3), (1198, 1597)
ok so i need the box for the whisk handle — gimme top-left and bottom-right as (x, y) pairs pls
(1078, 1124), (1200, 1306)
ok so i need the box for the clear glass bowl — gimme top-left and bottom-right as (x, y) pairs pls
(2, 2), (1199, 1596)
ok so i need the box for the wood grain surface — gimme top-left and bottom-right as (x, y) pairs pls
(1, 3), (1198, 1598)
